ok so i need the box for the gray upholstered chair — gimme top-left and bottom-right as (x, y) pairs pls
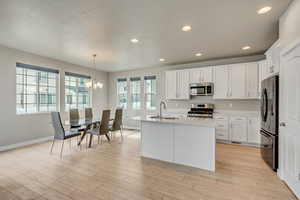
(86, 110), (111, 146)
(69, 109), (81, 129)
(85, 108), (93, 119)
(109, 109), (123, 141)
(50, 112), (81, 158)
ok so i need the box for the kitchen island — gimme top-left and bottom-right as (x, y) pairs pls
(140, 116), (216, 171)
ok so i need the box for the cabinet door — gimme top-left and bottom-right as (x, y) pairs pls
(215, 120), (229, 140)
(177, 70), (190, 100)
(229, 64), (246, 99)
(258, 60), (267, 97)
(213, 66), (229, 99)
(230, 117), (247, 142)
(246, 62), (259, 98)
(165, 71), (177, 99)
(189, 68), (202, 84)
(202, 67), (213, 82)
(247, 117), (260, 144)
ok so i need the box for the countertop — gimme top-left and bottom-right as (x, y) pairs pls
(133, 116), (215, 128)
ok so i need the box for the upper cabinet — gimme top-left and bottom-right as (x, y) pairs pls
(165, 71), (177, 99)
(166, 61), (260, 100)
(189, 67), (213, 84)
(165, 70), (190, 100)
(246, 62), (259, 98)
(214, 63), (259, 99)
(213, 65), (229, 99)
(262, 40), (280, 80)
(229, 64), (246, 99)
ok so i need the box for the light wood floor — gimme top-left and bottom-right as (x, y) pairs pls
(0, 130), (297, 200)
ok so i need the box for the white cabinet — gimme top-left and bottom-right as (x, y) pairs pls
(247, 117), (260, 144)
(229, 64), (246, 99)
(246, 62), (259, 98)
(258, 60), (267, 97)
(165, 71), (177, 99)
(230, 117), (247, 143)
(215, 114), (261, 145)
(213, 65), (229, 99)
(189, 67), (213, 83)
(215, 120), (229, 140)
(263, 40), (280, 80)
(165, 70), (190, 100)
(214, 63), (258, 99)
(177, 70), (190, 99)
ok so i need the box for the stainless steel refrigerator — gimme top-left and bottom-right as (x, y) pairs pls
(260, 75), (279, 171)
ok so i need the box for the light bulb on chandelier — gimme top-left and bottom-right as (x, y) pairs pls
(86, 54), (103, 89)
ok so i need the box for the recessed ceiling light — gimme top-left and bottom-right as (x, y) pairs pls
(131, 38), (139, 43)
(257, 6), (272, 14)
(195, 53), (203, 57)
(242, 46), (251, 50)
(159, 58), (165, 62)
(182, 25), (192, 32)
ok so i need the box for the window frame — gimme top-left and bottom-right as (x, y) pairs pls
(144, 75), (157, 110)
(117, 78), (128, 109)
(64, 72), (92, 111)
(130, 77), (141, 110)
(16, 63), (59, 115)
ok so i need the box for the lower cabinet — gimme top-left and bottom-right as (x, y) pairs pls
(215, 115), (261, 146)
(230, 117), (248, 143)
(247, 117), (261, 144)
(215, 120), (229, 140)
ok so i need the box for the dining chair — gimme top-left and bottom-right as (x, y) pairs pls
(69, 109), (81, 129)
(109, 109), (123, 142)
(50, 112), (81, 158)
(86, 110), (111, 147)
(85, 108), (93, 119)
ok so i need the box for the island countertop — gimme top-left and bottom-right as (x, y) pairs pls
(134, 116), (216, 128)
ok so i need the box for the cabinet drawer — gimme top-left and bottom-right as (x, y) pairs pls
(214, 115), (228, 120)
(216, 129), (229, 140)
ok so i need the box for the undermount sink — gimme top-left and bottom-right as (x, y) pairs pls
(149, 115), (178, 120)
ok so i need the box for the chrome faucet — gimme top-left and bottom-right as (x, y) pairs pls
(159, 101), (167, 118)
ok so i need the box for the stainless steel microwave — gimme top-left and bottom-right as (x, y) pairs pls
(190, 83), (214, 96)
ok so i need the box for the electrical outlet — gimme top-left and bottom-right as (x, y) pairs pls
(229, 103), (233, 108)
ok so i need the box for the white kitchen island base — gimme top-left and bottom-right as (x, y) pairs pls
(141, 119), (215, 172)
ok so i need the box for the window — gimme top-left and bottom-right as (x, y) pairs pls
(16, 63), (58, 114)
(130, 77), (141, 110)
(117, 78), (128, 109)
(65, 72), (91, 110)
(144, 76), (156, 110)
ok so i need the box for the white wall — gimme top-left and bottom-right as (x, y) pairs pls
(0, 45), (108, 148)
(108, 55), (264, 128)
(279, 0), (300, 48)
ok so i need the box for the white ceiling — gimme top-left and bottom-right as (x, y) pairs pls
(0, 0), (292, 72)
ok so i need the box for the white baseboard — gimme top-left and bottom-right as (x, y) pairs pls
(0, 136), (53, 152)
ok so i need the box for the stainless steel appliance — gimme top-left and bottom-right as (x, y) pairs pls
(260, 75), (279, 171)
(187, 104), (214, 118)
(190, 83), (214, 96)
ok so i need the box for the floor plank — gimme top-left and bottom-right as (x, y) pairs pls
(0, 130), (297, 200)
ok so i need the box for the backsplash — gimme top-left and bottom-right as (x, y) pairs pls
(165, 96), (260, 112)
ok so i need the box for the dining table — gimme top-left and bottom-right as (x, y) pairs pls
(65, 118), (111, 148)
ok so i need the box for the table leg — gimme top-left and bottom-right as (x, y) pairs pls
(88, 134), (93, 148)
(105, 134), (111, 142)
(78, 131), (87, 146)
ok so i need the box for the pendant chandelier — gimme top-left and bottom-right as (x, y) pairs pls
(86, 54), (103, 89)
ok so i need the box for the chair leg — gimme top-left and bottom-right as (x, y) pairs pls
(69, 138), (72, 149)
(60, 140), (65, 159)
(98, 135), (100, 144)
(101, 135), (103, 144)
(50, 139), (55, 154)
